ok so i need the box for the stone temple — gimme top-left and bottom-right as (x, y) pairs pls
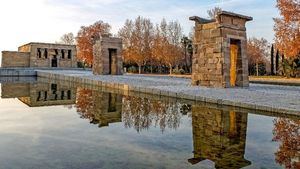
(190, 11), (252, 88)
(93, 34), (123, 75)
(1, 42), (77, 68)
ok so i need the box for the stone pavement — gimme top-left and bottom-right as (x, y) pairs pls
(37, 70), (300, 115)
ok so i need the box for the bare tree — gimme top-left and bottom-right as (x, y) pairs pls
(247, 37), (270, 76)
(57, 32), (75, 45)
(207, 7), (222, 19)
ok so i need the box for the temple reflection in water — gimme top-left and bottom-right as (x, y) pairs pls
(189, 104), (251, 168)
(69, 86), (252, 168)
(76, 88), (122, 127)
(0, 79), (252, 168)
(1, 80), (76, 107)
(1, 78), (298, 169)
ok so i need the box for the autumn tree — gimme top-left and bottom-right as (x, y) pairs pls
(151, 25), (166, 73)
(118, 19), (134, 66)
(76, 21), (111, 66)
(247, 37), (270, 76)
(163, 20), (181, 74)
(118, 16), (154, 74)
(56, 32), (75, 45)
(274, 0), (300, 58)
(75, 88), (94, 121)
(119, 17), (184, 74)
(155, 19), (183, 74)
(273, 118), (300, 169)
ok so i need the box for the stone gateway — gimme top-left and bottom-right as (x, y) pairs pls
(190, 11), (252, 88)
(93, 35), (123, 75)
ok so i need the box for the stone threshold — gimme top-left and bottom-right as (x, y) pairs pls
(36, 70), (300, 116)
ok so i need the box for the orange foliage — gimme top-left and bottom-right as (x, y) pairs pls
(273, 118), (300, 169)
(118, 17), (184, 74)
(75, 88), (94, 121)
(274, 0), (300, 58)
(76, 21), (111, 66)
(118, 17), (154, 73)
(155, 19), (183, 74)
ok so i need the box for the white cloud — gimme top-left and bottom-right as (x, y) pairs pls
(0, 0), (279, 56)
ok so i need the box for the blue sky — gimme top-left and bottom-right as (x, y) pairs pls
(0, 0), (279, 52)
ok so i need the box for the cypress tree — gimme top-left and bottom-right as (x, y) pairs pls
(275, 49), (279, 75)
(271, 44), (274, 75)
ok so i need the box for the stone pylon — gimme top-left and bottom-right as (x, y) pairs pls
(190, 11), (252, 88)
(93, 34), (123, 75)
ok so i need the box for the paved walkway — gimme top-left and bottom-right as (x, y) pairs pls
(37, 70), (300, 115)
(130, 74), (300, 86)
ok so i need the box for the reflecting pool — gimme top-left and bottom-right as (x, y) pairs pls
(0, 77), (299, 169)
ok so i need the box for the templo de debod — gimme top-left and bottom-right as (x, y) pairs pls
(1, 42), (77, 68)
(93, 34), (123, 75)
(190, 11), (252, 88)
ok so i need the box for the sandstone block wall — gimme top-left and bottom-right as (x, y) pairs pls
(93, 36), (123, 75)
(1, 51), (30, 67)
(1, 42), (77, 68)
(27, 43), (77, 68)
(190, 11), (252, 88)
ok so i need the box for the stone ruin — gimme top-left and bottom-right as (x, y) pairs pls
(190, 11), (252, 88)
(93, 34), (123, 75)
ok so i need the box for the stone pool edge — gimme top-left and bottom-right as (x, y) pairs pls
(37, 71), (300, 116)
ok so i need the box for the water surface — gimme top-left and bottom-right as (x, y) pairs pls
(0, 77), (299, 169)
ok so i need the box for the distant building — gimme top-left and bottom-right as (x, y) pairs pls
(1, 42), (77, 68)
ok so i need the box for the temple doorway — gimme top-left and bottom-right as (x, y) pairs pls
(51, 56), (58, 67)
(108, 48), (117, 75)
(230, 39), (241, 87)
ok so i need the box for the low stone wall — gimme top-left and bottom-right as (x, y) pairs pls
(0, 76), (37, 83)
(0, 68), (89, 77)
(1, 51), (30, 67)
(0, 68), (36, 76)
(36, 70), (300, 115)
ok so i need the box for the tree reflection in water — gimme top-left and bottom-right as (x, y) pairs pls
(122, 95), (188, 132)
(75, 88), (191, 132)
(74, 87), (300, 169)
(75, 88), (94, 122)
(273, 118), (300, 169)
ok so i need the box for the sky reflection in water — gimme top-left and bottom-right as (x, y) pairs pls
(0, 77), (299, 169)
